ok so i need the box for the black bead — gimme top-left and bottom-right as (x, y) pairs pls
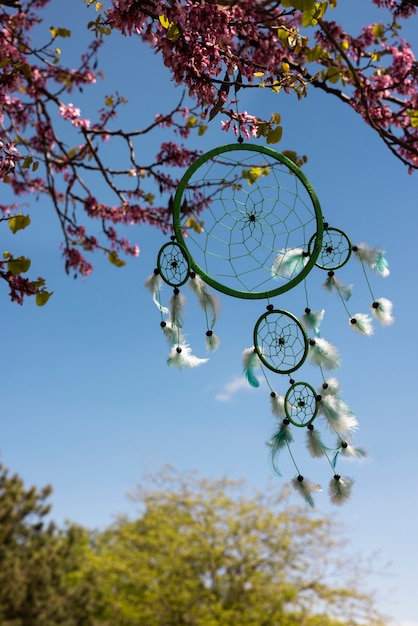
(170, 235), (176, 241)
(333, 474), (341, 481)
(350, 318), (357, 324)
(352, 245), (358, 252)
(238, 136), (244, 144)
(297, 475), (304, 482)
(283, 418), (290, 425)
(266, 304), (274, 311)
(153, 267), (160, 275)
(328, 270), (334, 277)
(305, 307), (311, 314)
(307, 424), (314, 431)
(173, 287), (180, 295)
(206, 330), (213, 337)
(270, 391), (276, 397)
(372, 301), (379, 309)
(322, 382), (328, 389)
(289, 379), (295, 385)
(342, 442), (348, 448)
(316, 394), (322, 401)
(176, 346), (182, 353)
(160, 321), (167, 328)
(309, 339), (316, 346)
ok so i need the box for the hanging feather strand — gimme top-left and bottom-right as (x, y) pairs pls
(205, 330), (220, 352)
(270, 392), (286, 418)
(352, 243), (390, 277)
(291, 475), (322, 508)
(322, 272), (352, 301)
(308, 337), (341, 370)
(349, 313), (374, 336)
(306, 425), (327, 458)
(160, 320), (183, 346)
(271, 248), (308, 279)
(302, 308), (325, 336)
(267, 419), (293, 475)
(317, 394), (358, 435)
(242, 347), (262, 388)
(145, 271), (169, 315)
(188, 273), (220, 329)
(371, 298), (394, 326)
(328, 474), (354, 505)
(167, 343), (208, 369)
(169, 289), (186, 328)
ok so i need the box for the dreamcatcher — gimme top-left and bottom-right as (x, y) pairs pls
(146, 143), (393, 506)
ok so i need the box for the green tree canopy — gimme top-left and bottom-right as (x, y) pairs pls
(0, 461), (96, 626)
(88, 468), (387, 626)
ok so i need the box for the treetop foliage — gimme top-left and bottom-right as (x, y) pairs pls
(0, 461), (389, 625)
(0, 0), (416, 303)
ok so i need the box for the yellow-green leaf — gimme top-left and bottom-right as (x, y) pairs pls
(266, 126), (283, 144)
(8, 214), (31, 234)
(36, 291), (53, 306)
(159, 15), (170, 29)
(8, 256), (31, 275)
(407, 109), (418, 128)
(108, 251), (126, 267)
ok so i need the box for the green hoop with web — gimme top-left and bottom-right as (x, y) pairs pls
(173, 144), (324, 299)
(253, 309), (309, 374)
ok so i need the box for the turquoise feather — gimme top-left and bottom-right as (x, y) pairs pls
(291, 475), (321, 508)
(302, 308), (324, 336)
(267, 420), (293, 476)
(242, 347), (261, 388)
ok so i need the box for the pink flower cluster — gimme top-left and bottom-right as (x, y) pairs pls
(58, 103), (91, 129)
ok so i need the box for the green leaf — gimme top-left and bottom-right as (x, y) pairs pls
(7, 256), (31, 275)
(108, 251), (126, 267)
(36, 291), (53, 306)
(266, 126), (283, 144)
(8, 214), (31, 234)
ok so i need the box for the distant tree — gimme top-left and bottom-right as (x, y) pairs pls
(0, 1), (416, 304)
(88, 468), (388, 626)
(0, 461), (96, 626)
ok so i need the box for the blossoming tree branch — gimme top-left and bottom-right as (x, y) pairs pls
(0, 0), (416, 304)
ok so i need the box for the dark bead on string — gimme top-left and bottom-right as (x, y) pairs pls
(176, 346), (182, 354)
(160, 321), (167, 328)
(372, 301), (379, 309)
(305, 307), (311, 314)
(173, 287), (180, 295)
(283, 418), (290, 425)
(328, 270), (334, 277)
(206, 330), (213, 337)
(307, 424), (314, 431)
(342, 442), (348, 448)
(267, 304), (274, 311)
(153, 267), (160, 275)
(350, 318), (357, 325)
(309, 339), (316, 346)
(297, 475), (304, 482)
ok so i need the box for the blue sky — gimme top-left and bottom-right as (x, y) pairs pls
(1, 1), (417, 624)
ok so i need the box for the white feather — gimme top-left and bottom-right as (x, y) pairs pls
(340, 442), (367, 459)
(308, 337), (341, 370)
(270, 392), (286, 418)
(319, 377), (341, 397)
(271, 248), (308, 279)
(205, 331), (220, 352)
(349, 313), (374, 336)
(161, 319), (183, 346)
(317, 394), (358, 435)
(188, 274), (220, 328)
(328, 474), (354, 505)
(145, 272), (169, 315)
(167, 343), (208, 369)
(371, 298), (394, 326)
(306, 426), (327, 458)
(353, 242), (390, 277)
(169, 290), (186, 328)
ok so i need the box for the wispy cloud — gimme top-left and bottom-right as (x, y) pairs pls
(215, 375), (260, 402)
(398, 622), (418, 626)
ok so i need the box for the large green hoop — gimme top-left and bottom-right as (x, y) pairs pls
(173, 144), (324, 300)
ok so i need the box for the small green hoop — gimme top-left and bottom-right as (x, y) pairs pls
(157, 241), (191, 287)
(308, 226), (352, 270)
(253, 309), (309, 374)
(285, 381), (318, 427)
